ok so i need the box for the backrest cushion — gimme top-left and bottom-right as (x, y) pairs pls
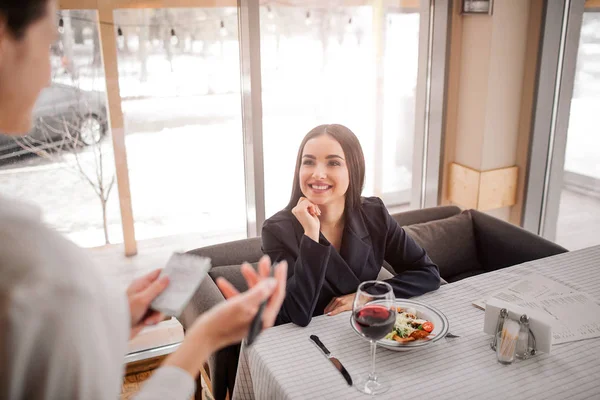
(187, 237), (263, 267)
(391, 205), (461, 227)
(403, 211), (482, 281)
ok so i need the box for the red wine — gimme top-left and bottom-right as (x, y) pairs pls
(354, 305), (395, 340)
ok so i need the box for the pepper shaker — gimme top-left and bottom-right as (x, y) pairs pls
(516, 314), (534, 359)
(491, 308), (508, 351)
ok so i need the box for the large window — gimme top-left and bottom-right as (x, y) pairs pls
(525, 3), (600, 250)
(113, 8), (247, 243)
(0, 11), (116, 247)
(0, 1), (445, 254)
(556, 11), (600, 250)
(260, 3), (423, 217)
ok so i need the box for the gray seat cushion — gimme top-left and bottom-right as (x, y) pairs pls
(403, 211), (483, 281)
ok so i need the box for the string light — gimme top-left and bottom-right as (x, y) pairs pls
(170, 28), (178, 45)
(345, 17), (354, 33)
(219, 21), (228, 37)
(305, 11), (311, 26)
(116, 26), (124, 48)
(58, 17), (64, 34)
(267, 6), (274, 19)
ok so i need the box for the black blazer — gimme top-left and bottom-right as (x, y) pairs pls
(262, 196), (441, 327)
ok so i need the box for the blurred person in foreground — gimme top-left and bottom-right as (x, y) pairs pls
(0, 1), (288, 398)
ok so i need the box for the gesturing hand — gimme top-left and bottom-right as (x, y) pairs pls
(196, 256), (288, 351)
(292, 197), (321, 242)
(161, 256), (288, 380)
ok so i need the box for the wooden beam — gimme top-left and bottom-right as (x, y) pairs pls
(448, 163), (480, 210)
(479, 166), (518, 211)
(585, 0), (600, 9)
(448, 163), (518, 211)
(97, 8), (138, 256)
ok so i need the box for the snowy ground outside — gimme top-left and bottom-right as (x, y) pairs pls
(0, 91), (413, 248)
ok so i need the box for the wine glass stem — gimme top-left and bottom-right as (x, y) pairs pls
(369, 340), (377, 381)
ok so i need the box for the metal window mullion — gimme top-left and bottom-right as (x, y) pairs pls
(238, 0), (265, 238)
(539, 0), (585, 239)
(414, 0), (449, 209)
(523, 0), (585, 238)
(412, 0), (433, 209)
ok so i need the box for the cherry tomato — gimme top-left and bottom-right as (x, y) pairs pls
(422, 322), (434, 332)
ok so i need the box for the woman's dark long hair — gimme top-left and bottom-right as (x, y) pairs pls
(286, 124), (365, 212)
(0, 0), (48, 39)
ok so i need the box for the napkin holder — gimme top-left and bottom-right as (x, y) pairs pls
(483, 297), (554, 354)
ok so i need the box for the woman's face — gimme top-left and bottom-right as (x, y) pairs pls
(299, 134), (350, 208)
(0, 0), (56, 134)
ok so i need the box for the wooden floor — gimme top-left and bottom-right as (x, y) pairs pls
(121, 355), (213, 400)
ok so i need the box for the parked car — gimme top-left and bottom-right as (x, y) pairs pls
(0, 82), (108, 163)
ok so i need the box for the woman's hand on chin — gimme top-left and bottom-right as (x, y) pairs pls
(292, 197), (321, 242)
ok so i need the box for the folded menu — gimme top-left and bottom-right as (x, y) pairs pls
(477, 273), (600, 345)
(472, 273), (577, 310)
(150, 253), (212, 317)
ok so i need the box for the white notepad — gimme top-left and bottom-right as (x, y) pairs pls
(150, 253), (212, 317)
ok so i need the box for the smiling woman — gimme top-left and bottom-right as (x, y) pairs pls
(288, 124), (363, 213)
(0, 2), (288, 400)
(261, 123), (441, 328)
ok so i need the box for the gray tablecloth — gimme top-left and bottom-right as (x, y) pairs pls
(233, 246), (600, 399)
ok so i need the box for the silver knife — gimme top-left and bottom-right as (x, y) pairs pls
(309, 335), (353, 386)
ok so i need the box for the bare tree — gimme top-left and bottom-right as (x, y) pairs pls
(14, 91), (115, 245)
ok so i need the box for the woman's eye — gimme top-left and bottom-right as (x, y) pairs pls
(302, 160), (314, 166)
(328, 160), (341, 167)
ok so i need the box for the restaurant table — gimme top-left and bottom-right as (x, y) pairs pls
(233, 245), (600, 399)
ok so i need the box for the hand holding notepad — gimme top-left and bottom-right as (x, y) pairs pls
(150, 253), (212, 317)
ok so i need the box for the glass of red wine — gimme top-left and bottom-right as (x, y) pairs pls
(351, 280), (396, 395)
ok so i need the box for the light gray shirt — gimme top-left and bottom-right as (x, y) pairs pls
(0, 195), (195, 400)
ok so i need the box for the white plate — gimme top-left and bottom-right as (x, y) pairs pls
(351, 299), (450, 351)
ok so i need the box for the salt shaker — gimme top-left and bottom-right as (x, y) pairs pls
(491, 308), (508, 351)
(516, 314), (531, 359)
